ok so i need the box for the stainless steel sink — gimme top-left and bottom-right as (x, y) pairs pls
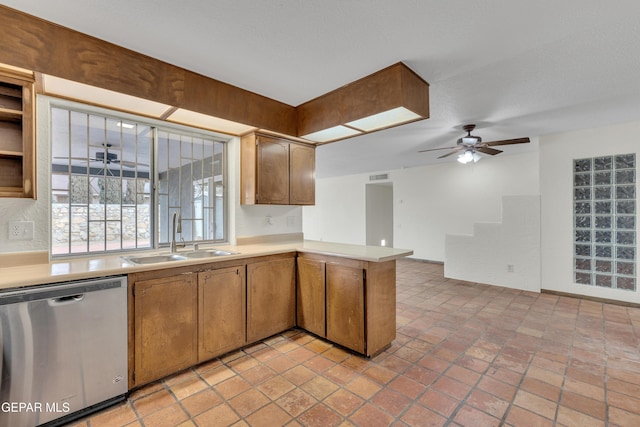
(122, 254), (187, 264)
(182, 249), (237, 258)
(122, 249), (236, 264)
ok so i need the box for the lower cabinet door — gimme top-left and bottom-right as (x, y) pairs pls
(198, 266), (246, 361)
(297, 257), (326, 337)
(133, 273), (198, 386)
(326, 263), (365, 354)
(247, 257), (296, 342)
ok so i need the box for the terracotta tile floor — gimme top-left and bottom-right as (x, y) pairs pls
(69, 259), (640, 426)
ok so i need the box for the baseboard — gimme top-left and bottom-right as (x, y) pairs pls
(541, 289), (640, 309)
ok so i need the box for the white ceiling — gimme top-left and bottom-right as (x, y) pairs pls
(4, 0), (640, 177)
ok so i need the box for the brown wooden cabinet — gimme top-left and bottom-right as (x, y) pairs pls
(128, 255), (298, 388)
(256, 136), (289, 204)
(241, 132), (315, 205)
(289, 143), (315, 205)
(296, 257), (326, 337)
(132, 272), (198, 386)
(0, 66), (35, 198)
(247, 255), (296, 342)
(198, 266), (246, 361)
(129, 260), (247, 388)
(126, 249), (398, 389)
(326, 262), (366, 354)
(297, 253), (397, 357)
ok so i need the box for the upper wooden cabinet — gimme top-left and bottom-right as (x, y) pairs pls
(289, 143), (315, 205)
(241, 133), (315, 205)
(0, 66), (35, 198)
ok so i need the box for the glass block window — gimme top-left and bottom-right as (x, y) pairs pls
(573, 154), (636, 290)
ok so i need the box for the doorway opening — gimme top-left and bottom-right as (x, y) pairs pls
(366, 182), (393, 247)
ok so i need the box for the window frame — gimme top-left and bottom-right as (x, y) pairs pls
(48, 98), (230, 258)
(154, 125), (229, 247)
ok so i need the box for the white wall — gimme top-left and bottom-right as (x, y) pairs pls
(445, 195), (541, 292)
(233, 203), (303, 242)
(541, 120), (640, 303)
(304, 149), (540, 261)
(302, 173), (367, 244)
(227, 136), (303, 243)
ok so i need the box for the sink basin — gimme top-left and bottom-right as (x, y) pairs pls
(122, 249), (236, 264)
(123, 254), (187, 264)
(182, 249), (237, 258)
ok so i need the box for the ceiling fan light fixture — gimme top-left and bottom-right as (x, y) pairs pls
(459, 135), (481, 145)
(457, 150), (481, 164)
(418, 123), (529, 161)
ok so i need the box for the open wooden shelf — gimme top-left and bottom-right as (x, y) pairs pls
(0, 107), (22, 121)
(0, 150), (23, 157)
(0, 66), (35, 199)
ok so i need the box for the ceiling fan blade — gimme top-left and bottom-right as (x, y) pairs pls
(476, 147), (503, 156)
(418, 145), (458, 153)
(485, 137), (530, 146)
(53, 156), (100, 161)
(438, 149), (462, 159)
(114, 160), (149, 168)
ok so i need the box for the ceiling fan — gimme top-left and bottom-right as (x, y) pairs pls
(54, 143), (147, 169)
(419, 124), (530, 163)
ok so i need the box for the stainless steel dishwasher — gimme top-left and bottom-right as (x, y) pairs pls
(0, 276), (128, 427)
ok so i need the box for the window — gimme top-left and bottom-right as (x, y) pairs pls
(50, 104), (227, 257)
(573, 154), (636, 290)
(156, 128), (226, 246)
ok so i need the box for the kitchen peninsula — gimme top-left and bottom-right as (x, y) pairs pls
(0, 239), (412, 389)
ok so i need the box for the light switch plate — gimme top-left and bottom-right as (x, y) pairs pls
(8, 221), (34, 240)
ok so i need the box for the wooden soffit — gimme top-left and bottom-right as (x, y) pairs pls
(296, 63), (430, 143)
(0, 5), (296, 136)
(0, 6), (429, 143)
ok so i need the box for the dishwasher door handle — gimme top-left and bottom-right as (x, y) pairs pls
(49, 294), (85, 306)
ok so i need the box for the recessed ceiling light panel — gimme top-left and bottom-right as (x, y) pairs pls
(346, 107), (421, 132)
(301, 125), (362, 143)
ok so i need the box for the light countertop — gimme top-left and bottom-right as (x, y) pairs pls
(0, 240), (412, 290)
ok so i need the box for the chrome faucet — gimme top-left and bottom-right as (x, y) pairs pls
(170, 211), (183, 253)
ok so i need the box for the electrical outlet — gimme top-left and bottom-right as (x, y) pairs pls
(507, 264), (514, 273)
(8, 221), (34, 240)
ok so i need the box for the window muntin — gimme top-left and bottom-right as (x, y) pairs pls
(50, 104), (227, 257)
